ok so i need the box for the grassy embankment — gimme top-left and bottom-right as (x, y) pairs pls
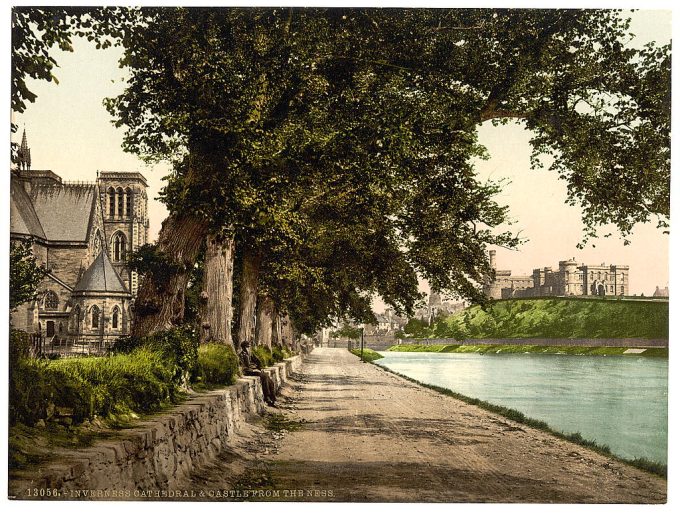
(349, 348), (384, 362)
(389, 344), (668, 357)
(372, 362), (667, 478)
(394, 298), (668, 356)
(430, 297), (668, 339)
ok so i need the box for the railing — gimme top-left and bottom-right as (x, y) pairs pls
(38, 335), (118, 357)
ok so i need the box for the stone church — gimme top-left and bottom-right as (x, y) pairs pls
(9, 132), (149, 347)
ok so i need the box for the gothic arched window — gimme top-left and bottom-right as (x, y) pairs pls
(112, 232), (127, 262)
(116, 187), (124, 217)
(108, 187), (115, 217)
(91, 305), (100, 329)
(112, 306), (120, 329)
(72, 304), (81, 332)
(44, 290), (59, 310)
(125, 187), (132, 217)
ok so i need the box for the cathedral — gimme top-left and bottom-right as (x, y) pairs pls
(9, 132), (149, 348)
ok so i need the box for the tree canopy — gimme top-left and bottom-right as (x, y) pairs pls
(100, 8), (669, 333)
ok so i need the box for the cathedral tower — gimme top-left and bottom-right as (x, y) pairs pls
(97, 171), (149, 296)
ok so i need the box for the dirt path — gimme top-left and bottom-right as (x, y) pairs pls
(180, 348), (667, 503)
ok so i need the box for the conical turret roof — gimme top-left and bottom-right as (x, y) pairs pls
(73, 250), (129, 294)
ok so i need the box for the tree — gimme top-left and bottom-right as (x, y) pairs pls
(11, 7), (134, 136)
(331, 323), (362, 341)
(403, 318), (429, 339)
(105, 8), (669, 336)
(10, 240), (46, 311)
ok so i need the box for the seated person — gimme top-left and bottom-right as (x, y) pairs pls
(239, 340), (277, 407)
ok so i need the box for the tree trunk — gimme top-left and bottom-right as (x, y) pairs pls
(280, 312), (296, 352)
(199, 234), (235, 347)
(132, 212), (208, 338)
(272, 308), (283, 348)
(255, 295), (275, 349)
(236, 249), (260, 345)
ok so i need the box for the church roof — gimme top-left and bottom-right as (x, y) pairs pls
(73, 251), (129, 294)
(29, 183), (97, 242)
(10, 177), (46, 240)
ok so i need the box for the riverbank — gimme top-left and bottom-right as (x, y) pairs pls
(388, 343), (668, 357)
(413, 298), (668, 340)
(372, 361), (666, 477)
(179, 348), (667, 502)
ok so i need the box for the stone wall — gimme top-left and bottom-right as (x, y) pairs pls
(9, 355), (303, 498)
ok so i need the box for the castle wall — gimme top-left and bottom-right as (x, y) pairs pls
(485, 251), (629, 300)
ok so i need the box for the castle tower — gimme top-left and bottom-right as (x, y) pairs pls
(97, 171), (149, 296)
(558, 257), (579, 295)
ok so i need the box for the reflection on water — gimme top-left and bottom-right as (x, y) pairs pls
(378, 351), (668, 464)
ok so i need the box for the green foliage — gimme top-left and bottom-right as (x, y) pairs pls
(141, 327), (199, 388)
(432, 298), (669, 340)
(331, 322), (362, 340)
(403, 318), (429, 338)
(12, 7), (135, 115)
(126, 243), (185, 292)
(271, 344), (291, 362)
(10, 240), (46, 311)
(100, 8), (668, 332)
(252, 345), (274, 368)
(193, 343), (240, 386)
(9, 348), (177, 426)
(349, 348), (384, 362)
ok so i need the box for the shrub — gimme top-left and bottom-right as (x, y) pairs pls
(114, 326), (199, 389)
(252, 345), (274, 367)
(9, 358), (53, 425)
(9, 348), (178, 426)
(271, 344), (291, 363)
(193, 343), (240, 386)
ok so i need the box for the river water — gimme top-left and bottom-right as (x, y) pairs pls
(377, 351), (668, 464)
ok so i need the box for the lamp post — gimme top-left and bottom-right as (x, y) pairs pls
(360, 326), (365, 362)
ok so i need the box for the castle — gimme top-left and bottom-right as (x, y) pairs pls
(9, 131), (149, 347)
(483, 250), (630, 300)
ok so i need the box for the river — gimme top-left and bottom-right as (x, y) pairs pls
(377, 351), (668, 464)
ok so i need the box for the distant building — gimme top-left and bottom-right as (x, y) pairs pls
(484, 250), (630, 300)
(653, 286), (669, 298)
(413, 292), (465, 324)
(9, 131), (149, 347)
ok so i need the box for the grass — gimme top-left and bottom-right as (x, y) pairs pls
(426, 298), (668, 340)
(371, 362), (667, 478)
(388, 344), (668, 357)
(193, 343), (240, 387)
(349, 348), (385, 362)
(263, 412), (303, 432)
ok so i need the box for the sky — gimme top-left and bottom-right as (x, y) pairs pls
(8, 7), (672, 306)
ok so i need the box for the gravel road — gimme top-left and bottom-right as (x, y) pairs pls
(180, 348), (667, 503)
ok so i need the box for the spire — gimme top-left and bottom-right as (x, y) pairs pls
(17, 128), (31, 170)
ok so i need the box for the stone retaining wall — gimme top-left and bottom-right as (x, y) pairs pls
(9, 355), (303, 498)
